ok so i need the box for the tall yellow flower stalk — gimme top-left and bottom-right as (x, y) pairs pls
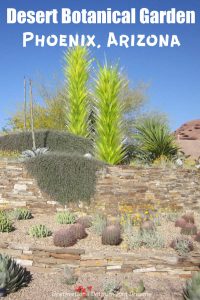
(64, 46), (91, 137)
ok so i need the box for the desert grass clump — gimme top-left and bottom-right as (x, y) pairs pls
(170, 237), (194, 255)
(183, 272), (200, 299)
(91, 214), (107, 235)
(103, 279), (121, 294)
(128, 229), (165, 249)
(102, 225), (121, 245)
(70, 223), (87, 240)
(56, 211), (76, 224)
(0, 215), (14, 233)
(53, 228), (77, 247)
(62, 266), (78, 286)
(180, 223), (197, 236)
(76, 216), (92, 228)
(28, 224), (52, 238)
(0, 254), (31, 296)
(11, 208), (32, 220)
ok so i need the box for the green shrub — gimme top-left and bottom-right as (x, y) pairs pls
(128, 229), (165, 249)
(170, 237), (193, 255)
(56, 211), (76, 224)
(62, 266), (78, 285)
(0, 130), (92, 154)
(25, 153), (103, 204)
(0, 215), (14, 232)
(11, 208), (32, 220)
(0, 254), (31, 296)
(28, 224), (51, 238)
(91, 214), (107, 235)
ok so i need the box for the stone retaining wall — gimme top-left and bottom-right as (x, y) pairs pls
(0, 242), (199, 278)
(0, 159), (200, 215)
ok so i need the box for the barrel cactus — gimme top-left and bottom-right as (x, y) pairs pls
(70, 223), (87, 240)
(102, 225), (121, 245)
(175, 218), (188, 228)
(182, 213), (195, 224)
(76, 216), (92, 228)
(183, 272), (200, 299)
(195, 232), (200, 242)
(53, 228), (77, 247)
(0, 254), (31, 296)
(180, 223), (197, 235)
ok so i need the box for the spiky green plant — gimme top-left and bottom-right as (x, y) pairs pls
(28, 224), (51, 238)
(56, 211), (76, 224)
(94, 63), (126, 165)
(183, 272), (200, 299)
(134, 117), (179, 162)
(64, 46), (91, 137)
(0, 215), (14, 232)
(11, 208), (32, 220)
(0, 254), (31, 296)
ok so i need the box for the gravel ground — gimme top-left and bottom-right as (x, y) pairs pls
(6, 270), (186, 300)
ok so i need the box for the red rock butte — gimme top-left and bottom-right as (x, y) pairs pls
(175, 119), (200, 158)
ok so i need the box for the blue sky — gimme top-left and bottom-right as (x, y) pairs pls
(0, 0), (199, 130)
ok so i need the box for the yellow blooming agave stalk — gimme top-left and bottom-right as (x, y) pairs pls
(94, 63), (126, 164)
(64, 46), (92, 137)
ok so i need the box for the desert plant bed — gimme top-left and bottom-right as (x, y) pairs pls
(1, 210), (200, 299)
(0, 210), (200, 266)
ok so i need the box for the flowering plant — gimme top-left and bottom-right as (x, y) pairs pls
(75, 285), (96, 299)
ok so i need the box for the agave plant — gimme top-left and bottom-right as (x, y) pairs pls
(0, 254), (31, 296)
(183, 272), (200, 299)
(94, 63), (126, 164)
(20, 148), (49, 161)
(64, 46), (92, 137)
(134, 117), (179, 163)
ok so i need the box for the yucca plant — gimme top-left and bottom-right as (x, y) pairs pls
(94, 63), (126, 164)
(64, 46), (91, 137)
(0, 254), (31, 296)
(183, 272), (200, 299)
(134, 117), (179, 163)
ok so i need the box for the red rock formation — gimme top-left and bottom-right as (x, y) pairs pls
(175, 120), (200, 158)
